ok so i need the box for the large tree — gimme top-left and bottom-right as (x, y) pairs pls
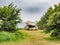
(37, 3), (60, 36)
(37, 6), (53, 29)
(0, 3), (22, 32)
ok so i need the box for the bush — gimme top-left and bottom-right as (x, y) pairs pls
(0, 31), (28, 42)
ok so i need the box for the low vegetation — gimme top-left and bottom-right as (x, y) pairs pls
(0, 31), (29, 42)
(0, 30), (60, 45)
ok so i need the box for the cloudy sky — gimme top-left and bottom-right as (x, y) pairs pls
(0, 0), (60, 28)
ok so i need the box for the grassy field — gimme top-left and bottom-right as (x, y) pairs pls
(0, 30), (60, 45)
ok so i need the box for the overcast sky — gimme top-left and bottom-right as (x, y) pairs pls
(0, 0), (60, 28)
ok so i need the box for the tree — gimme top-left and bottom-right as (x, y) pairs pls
(45, 11), (60, 36)
(37, 3), (60, 36)
(37, 6), (53, 29)
(0, 3), (22, 32)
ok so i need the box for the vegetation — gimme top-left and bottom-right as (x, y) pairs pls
(0, 3), (25, 42)
(0, 3), (22, 32)
(16, 28), (23, 30)
(0, 31), (29, 42)
(0, 2), (60, 45)
(37, 3), (60, 37)
(0, 30), (60, 45)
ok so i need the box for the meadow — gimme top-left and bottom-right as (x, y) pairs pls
(0, 30), (60, 45)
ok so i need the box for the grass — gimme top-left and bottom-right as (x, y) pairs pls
(16, 28), (23, 30)
(0, 30), (60, 45)
(0, 31), (29, 42)
(43, 31), (60, 41)
(44, 35), (60, 41)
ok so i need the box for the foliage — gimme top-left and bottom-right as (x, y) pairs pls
(37, 3), (60, 36)
(0, 3), (22, 32)
(37, 7), (53, 29)
(44, 33), (60, 41)
(0, 31), (28, 42)
(16, 28), (23, 30)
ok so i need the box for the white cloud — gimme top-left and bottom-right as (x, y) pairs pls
(0, 0), (60, 22)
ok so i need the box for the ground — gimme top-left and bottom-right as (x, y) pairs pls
(0, 30), (60, 45)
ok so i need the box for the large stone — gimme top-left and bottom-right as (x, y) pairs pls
(24, 21), (38, 30)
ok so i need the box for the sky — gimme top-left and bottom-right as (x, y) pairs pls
(0, 0), (60, 28)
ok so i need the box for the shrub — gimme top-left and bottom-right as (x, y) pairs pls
(0, 31), (28, 42)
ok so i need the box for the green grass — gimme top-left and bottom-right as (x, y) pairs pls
(0, 31), (29, 42)
(16, 28), (23, 30)
(44, 36), (60, 41)
(0, 30), (60, 45)
(44, 31), (60, 41)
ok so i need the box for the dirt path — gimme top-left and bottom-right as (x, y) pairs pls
(0, 30), (60, 45)
(18, 30), (60, 45)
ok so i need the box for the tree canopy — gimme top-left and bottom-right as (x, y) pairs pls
(37, 3), (60, 36)
(0, 3), (22, 32)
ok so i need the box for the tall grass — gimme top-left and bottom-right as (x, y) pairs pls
(44, 34), (60, 41)
(0, 31), (28, 42)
